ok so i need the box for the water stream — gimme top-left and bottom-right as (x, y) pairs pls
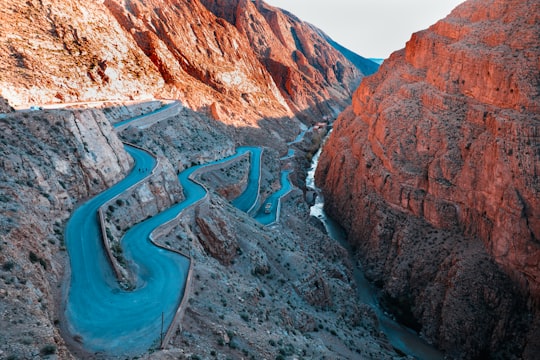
(306, 140), (444, 360)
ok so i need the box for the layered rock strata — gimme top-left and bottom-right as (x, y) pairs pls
(200, 0), (373, 120)
(0, 0), (372, 126)
(316, 0), (540, 358)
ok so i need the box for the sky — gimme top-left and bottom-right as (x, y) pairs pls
(264, 0), (465, 59)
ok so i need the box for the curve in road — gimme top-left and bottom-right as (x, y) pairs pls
(64, 146), (189, 355)
(65, 101), (301, 355)
(254, 170), (293, 225)
(64, 143), (261, 355)
(231, 147), (262, 214)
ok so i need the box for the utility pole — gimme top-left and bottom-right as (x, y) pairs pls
(160, 312), (164, 348)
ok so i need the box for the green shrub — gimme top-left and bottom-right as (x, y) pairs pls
(29, 251), (39, 263)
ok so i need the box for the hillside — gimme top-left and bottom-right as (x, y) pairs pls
(0, 0), (375, 126)
(316, 0), (540, 358)
(0, 1), (395, 359)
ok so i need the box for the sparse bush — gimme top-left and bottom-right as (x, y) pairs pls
(106, 228), (114, 242)
(2, 261), (15, 271)
(29, 251), (39, 263)
(39, 258), (47, 270)
(40, 344), (57, 355)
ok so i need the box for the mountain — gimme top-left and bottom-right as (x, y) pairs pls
(0, 0), (374, 126)
(320, 34), (380, 77)
(0, 1), (397, 359)
(316, 0), (540, 358)
(200, 0), (370, 120)
(368, 58), (385, 65)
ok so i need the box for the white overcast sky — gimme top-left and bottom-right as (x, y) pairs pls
(264, 0), (464, 59)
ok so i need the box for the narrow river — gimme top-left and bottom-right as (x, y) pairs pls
(306, 139), (444, 360)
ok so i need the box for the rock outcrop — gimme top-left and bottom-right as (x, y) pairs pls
(0, 96), (14, 113)
(0, 0), (372, 126)
(200, 0), (373, 120)
(316, 0), (540, 358)
(0, 109), (131, 359)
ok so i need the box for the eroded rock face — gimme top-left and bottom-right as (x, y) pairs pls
(0, 0), (368, 125)
(316, 0), (540, 358)
(0, 109), (131, 359)
(200, 0), (370, 120)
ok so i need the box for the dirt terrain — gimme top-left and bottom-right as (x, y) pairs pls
(0, 100), (401, 359)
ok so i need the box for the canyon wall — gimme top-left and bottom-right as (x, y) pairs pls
(316, 0), (540, 358)
(0, 0), (373, 126)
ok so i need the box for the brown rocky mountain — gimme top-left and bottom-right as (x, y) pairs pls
(316, 0), (540, 358)
(199, 0), (375, 119)
(0, 1), (395, 359)
(0, 0), (373, 126)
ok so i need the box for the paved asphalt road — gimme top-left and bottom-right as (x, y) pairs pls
(64, 145), (270, 355)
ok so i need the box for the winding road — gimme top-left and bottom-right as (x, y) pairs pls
(231, 147), (263, 215)
(64, 145), (190, 354)
(254, 170), (293, 225)
(64, 102), (297, 355)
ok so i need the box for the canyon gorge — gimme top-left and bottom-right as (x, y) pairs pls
(0, 0), (538, 359)
(316, 0), (539, 358)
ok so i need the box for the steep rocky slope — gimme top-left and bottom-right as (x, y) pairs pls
(0, 102), (401, 359)
(316, 0), (540, 358)
(0, 0), (390, 358)
(200, 0), (372, 120)
(0, 108), (131, 359)
(0, 0), (373, 126)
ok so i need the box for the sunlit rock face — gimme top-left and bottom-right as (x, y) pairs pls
(0, 0), (370, 126)
(200, 0), (376, 120)
(316, 0), (540, 358)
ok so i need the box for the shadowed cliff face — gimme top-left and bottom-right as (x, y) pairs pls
(316, 0), (540, 358)
(0, 0), (368, 126)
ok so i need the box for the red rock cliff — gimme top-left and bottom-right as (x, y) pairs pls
(0, 0), (369, 126)
(316, 0), (540, 358)
(200, 0), (368, 120)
